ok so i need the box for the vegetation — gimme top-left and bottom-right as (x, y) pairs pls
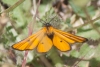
(0, 0), (100, 67)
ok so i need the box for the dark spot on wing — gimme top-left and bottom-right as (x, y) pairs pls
(42, 42), (44, 44)
(27, 40), (30, 42)
(60, 40), (62, 42)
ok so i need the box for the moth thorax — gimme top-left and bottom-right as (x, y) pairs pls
(44, 23), (51, 27)
(46, 31), (53, 35)
(46, 28), (53, 35)
(47, 32), (54, 40)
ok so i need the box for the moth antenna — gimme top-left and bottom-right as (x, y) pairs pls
(36, 16), (47, 24)
(48, 16), (56, 23)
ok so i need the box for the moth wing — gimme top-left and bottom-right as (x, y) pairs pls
(25, 30), (45, 50)
(37, 35), (53, 52)
(53, 34), (71, 51)
(12, 28), (44, 50)
(53, 29), (75, 44)
(54, 28), (87, 43)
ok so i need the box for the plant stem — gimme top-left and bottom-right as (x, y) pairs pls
(0, 0), (25, 14)
(84, 7), (100, 35)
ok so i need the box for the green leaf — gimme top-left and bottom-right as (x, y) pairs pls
(70, 50), (79, 58)
(79, 44), (91, 57)
(78, 29), (100, 40)
(69, 1), (95, 18)
(2, 0), (18, 5)
(78, 61), (89, 67)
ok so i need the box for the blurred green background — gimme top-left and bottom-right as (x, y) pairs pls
(0, 0), (100, 67)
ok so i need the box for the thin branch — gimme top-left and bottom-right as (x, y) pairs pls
(72, 55), (86, 67)
(92, 16), (100, 22)
(0, 0), (25, 14)
(39, 55), (53, 67)
(67, 15), (100, 31)
(22, 0), (41, 67)
(84, 7), (100, 35)
(21, 51), (28, 67)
